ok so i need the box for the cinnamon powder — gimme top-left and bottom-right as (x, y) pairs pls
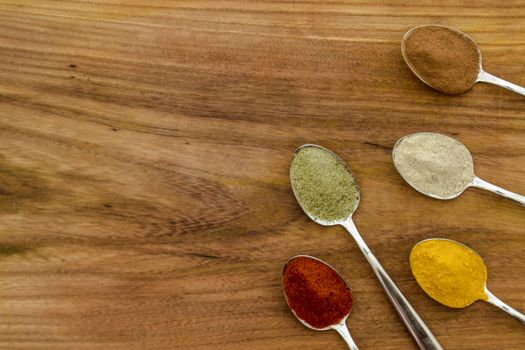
(403, 26), (481, 94)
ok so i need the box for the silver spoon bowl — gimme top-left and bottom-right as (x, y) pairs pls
(402, 25), (525, 96)
(392, 132), (525, 206)
(290, 145), (443, 350)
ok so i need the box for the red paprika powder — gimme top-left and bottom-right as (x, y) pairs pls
(283, 256), (353, 329)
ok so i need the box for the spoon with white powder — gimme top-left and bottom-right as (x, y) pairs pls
(392, 132), (525, 206)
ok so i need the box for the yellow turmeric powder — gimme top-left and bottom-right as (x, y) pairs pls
(410, 239), (488, 308)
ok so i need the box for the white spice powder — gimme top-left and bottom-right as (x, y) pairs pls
(393, 133), (475, 199)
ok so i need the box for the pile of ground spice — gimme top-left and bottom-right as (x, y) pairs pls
(283, 256), (353, 329)
(410, 239), (488, 308)
(403, 25), (481, 94)
(290, 146), (359, 223)
(393, 133), (474, 199)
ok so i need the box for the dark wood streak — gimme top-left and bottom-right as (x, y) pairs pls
(364, 141), (392, 151)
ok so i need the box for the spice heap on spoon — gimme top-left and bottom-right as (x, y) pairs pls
(393, 132), (525, 206)
(290, 145), (443, 350)
(410, 239), (525, 324)
(283, 256), (359, 350)
(402, 25), (525, 96)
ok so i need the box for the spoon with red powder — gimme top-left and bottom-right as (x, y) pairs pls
(402, 25), (525, 96)
(283, 255), (359, 350)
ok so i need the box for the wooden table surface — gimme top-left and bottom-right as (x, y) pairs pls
(0, 1), (524, 349)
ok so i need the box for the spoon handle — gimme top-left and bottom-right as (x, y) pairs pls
(342, 219), (443, 350)
(333, 323), (360, 350)
(471, 177), (525, 206)
(477, 70), (525, 96)
(485, 289), (525, 325)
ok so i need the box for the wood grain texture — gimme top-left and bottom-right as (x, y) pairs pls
(0, 1), (524, 349)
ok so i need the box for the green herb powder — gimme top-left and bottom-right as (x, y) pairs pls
(290, 147), (359, 223)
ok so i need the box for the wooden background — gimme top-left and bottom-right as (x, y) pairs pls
(0, 1), (523, 349)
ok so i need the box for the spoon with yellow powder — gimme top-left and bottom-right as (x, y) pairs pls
(410, 239), (525, 324)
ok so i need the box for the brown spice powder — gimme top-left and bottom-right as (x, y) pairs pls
(403, 26), (481, 94)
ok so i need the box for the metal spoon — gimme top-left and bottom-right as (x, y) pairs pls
(290, 144), (443, 350)
(392, 132), (525, 206)
(283, 255), (359, 350)
(411, 239), (525, 324)
(402, 25), (525, 96)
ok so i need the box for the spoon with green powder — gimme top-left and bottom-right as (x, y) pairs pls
(392, 132), (525, 206)
(410, 239), (525, 324)
(290, 144), (443, 350)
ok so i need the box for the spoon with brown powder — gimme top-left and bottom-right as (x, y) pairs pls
(410, 239), (525, 324)
(402, 25), (525, 96)
(393, 132), (525, 206)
